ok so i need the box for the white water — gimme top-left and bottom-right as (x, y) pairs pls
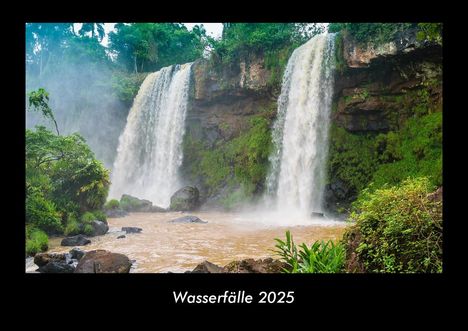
(265, 33), (336, 218)
(109, 63), (193, 208)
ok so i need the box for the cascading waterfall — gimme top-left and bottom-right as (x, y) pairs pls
(109, 63), (193, 208)
(265, 33), (336, 217)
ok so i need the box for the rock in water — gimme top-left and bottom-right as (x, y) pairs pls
(105, 209), (128, 218)
(122, 227), (142, 234)
(150, 205), (167, 212)
(120, 194), (153, 212)
(74, 250), (132, 273)
(69, 247), (86, 261)
(224, 258), (289, 273)
(88, 220), (109, 236)
(117, 235), (126, 239)
(169, 186), (200, 211)
(310, 212), (325, 218)
(34, 253), (67, 267)
(38, 261), (75, 273)
(191, 261), (225, 273)
(169, 215), (207, 224)
(61, 235), (91, 246)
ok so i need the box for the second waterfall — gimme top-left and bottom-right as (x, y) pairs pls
(109, 63), (193, 208)
(266, 33), (336, 217)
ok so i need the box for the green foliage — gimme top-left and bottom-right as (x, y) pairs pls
(345, 177), (442, 273)
(81, 211), (96, 223)
(416, 23), (442, 44)
(334, 33), (346, 74)
(273, 230), (345, 273)
(182, 113), (273, 201)
(109, 23), (209, 73)
(26, 228), (49, 256)
(26, 89), (110, 242)
(111, 71), (148, 104)
(25, 187), (62, 234)
(105, 199), (120, 210)
(64, 215), (80, 236)
(329, 23), (416, 45)
(27, 88), (60, 135)
(328, 125), (378, 195)
(369, 112), (442, 191)
(213, 23), (324, 65)
(119, 195), (145, 211)
(83, 224), (94, 235)
(92, 210), (107, 223)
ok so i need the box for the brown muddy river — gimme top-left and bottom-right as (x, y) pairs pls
(46, 211), (348, 273)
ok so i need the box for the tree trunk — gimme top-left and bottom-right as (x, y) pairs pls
(134, 56), (138, 73)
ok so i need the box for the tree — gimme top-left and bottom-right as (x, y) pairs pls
(79, 23), (105, 42)
(25, 23), (74, 77)
(108, 23), (207, 73)
(27, 88), (60, 135)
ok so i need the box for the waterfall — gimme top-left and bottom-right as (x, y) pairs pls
(109, 63), (193, 208)
(266, 33), (336, 217)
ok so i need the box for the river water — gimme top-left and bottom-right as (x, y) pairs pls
(45, 211), (348, 273)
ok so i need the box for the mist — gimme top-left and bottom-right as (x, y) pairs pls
(26, 43), (129, 169)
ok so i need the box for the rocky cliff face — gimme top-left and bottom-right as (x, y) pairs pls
(187, 56), (276, 145)
(333, 29), (442, 132)
(180, 55), (278, 204)
(179, 30), (442, 211)
(325, 29), (442, 213)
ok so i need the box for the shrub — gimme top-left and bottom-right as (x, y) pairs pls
(81, 211), (96, 223)
(105, 199), (120, 210)
(92, 210), (107, 224)
(25, 189), (63, 234)
(83, 224), (94, 235)
(26, 229), (49, 256)
(344, 177), (442, 273)
(273, 230), (345, 273)
(64, 215), (80, 236)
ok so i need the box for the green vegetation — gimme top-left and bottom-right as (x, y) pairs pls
(26, 228), (49, 256)
(329, 23), (442, 46)
(26, 89), (110, 255)
(182, 112), (273, 207)
(328, 125), (378, 196)
(105, 199), (120, 210)
(328, 23), (416, 45)
(274, 231), (345, 273)
(109, 23), (211, 73)
(343, 177), (442, 273)
(416, 23), (442, 44)
(328, 91), (442, 205)
(212, 23), (323, 64)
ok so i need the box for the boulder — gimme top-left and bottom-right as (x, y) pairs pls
(88, 220), (109, 236)
(105, 208), (128, 218)
(150, 205), (167, 212)
(168, 215), (207, 224)
(311, 212), (325, 218)
(61, 234), (91, 246)
(191, 261), (225, 273)
(74, 250), (132, 273)
(122, 227), (142, 234)
(69, 247), (86, 261)
(34, 252), (67, 267)
(224, 258), (289, 273)
(169, 186), (200, 211)
(38, 261), (75, 273)
(117, 235), (126, 239)
(120, 194), (153, 212)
